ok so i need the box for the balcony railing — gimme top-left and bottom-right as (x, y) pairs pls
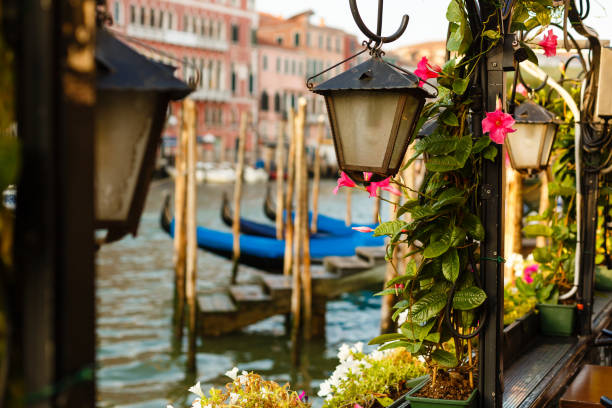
(126, 25), (229, 51)
(190, 88), (232, 102)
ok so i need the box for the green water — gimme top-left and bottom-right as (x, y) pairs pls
(96, 179), (391, 407)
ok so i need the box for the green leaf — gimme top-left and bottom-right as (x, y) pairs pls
(376, 397), (396, 407)
(446, 0), (463, 23)
(410, 205), (437, 220)
(431, 349), (458, 368)
(433, 187), (465, 210)
(378, 340), (422, 354)
(406, 259), (418, 279)
(400, 319), (436, 341)
(374, 220), (408, 237)
(423, 239), (450, 259)
(454, 135), (473, 166)
(374, 288), (400, 296)
(483, 145), (498, 161)
(452, 78), (469, 95)
(368, 333), (406, 345)
(483, 29), (501, 39)
(533, 247), (552, 263)
(472, 136), (491, 154)
(441, 110), (459, 126)
(426, 155), (461, 172)
(449, 226), (466, 247)
(521, 42), (539, 65)
(424, 332), (440, 343)
(410, 292), (447, 323)
(414, 133), (458, 155)
(463, 213), (485, 241)
(396, 199), (420, 218)
(453, 286), (486, 310)
(523, 224), (552, 237)
(442, 248), (460, 282)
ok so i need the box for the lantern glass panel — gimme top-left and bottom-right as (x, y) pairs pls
(327, 90), (401, 169)
(540, 123), (557, 168)
(389, 93), (421, 169)
(506, 123), (548, 170)
(95, 90), (157, 222)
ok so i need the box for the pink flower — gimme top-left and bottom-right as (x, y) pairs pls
(352, 226), (375, 233)
(516, 83), (528, 97)
(414, 56), (441, 87)
(482, 109), (516, 144)
(523, 264), (538, 284)
(395, 283), (405, 289)
(333, 172), (356, 194)
(298, 391), (307, 402)
(538, 29), (558, 57)
(354, 405), (364, 408)
(366, 177), (401, 198)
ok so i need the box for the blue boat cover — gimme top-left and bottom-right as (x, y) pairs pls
(170, 220), (384, 260)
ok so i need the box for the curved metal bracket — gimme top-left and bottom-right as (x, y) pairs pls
(349, 0), (409, 46)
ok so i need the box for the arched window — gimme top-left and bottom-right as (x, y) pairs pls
(261, 91), (269, 111)
(274, 93), (281, 113)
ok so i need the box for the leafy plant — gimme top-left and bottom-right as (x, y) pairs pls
(319, 343), (427, 408)
(177, 369), (311, 408)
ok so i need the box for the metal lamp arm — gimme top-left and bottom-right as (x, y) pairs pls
(348, 0), (409, 45)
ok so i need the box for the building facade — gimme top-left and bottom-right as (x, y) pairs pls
(109, 0), (259, 162)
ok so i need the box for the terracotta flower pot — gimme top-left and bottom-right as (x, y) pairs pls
(404, 380), (478, 408)
(537, 303), (576, 336)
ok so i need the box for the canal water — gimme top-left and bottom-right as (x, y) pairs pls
(96, 178), (392, 408)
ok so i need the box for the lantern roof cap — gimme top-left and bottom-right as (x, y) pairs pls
(312, 56), (433, 97)
(96, 28), (192, 100)
(514, 100), (560, 124)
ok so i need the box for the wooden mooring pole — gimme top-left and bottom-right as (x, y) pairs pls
(231, 112), (249, 284)
(290, 107), (302, 363)
(380, 188), (400, 334)
(283, 109), (296, 276)
(275, 118), (285, 240)
(311, 116), (324, 233)
(536, 170), (549, 248)
(345, 189), (352, 227)
(173, 102), (188, 341)
(184, 99), (198, 374)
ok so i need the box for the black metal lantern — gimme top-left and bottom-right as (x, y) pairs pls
(95, 28), (191, 242)
(506, 101), (559, 174)
(307, 0), (435, 183)
(312, 58), (432, 182)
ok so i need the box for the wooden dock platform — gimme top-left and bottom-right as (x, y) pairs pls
(198, 246), (387, 337)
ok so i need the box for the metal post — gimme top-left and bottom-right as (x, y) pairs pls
(13, 0), (96, 406)
(577, 171), (598, 335)
(477, 3), (505, 407)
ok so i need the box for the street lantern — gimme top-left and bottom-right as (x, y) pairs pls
(311, 58), (432, 182)
(506, 101), (559, 174)
(95, 28), (191, 242)
(307, 0), (435, 183)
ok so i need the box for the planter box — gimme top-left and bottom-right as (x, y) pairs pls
(595, 266), (612, 291)
(386, 375), (430, 408)
(503, 310), (539, 364)
(404, 380), (478, 408)
(537, 303), (576, 336)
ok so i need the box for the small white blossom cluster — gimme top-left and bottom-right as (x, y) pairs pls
(318, 342), (393, 401)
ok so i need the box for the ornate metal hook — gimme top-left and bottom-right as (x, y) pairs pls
(348, 0), (409, 47)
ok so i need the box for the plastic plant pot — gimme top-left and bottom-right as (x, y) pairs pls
(404, 379), (478, 408)
(595, 266), (612, 291)
(537, 303), (576, 336)
(384, 375), (431, 408)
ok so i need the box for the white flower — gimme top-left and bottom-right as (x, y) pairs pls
(237, 371), (249, 386)
(397, 310), (409, 325)
(229, 392), (240, 404)
(318, 380), (332, 397)
(188, 382), (204, 398)
(190, 399), (201, 408)
(352, 342), (364, 354)
(225, 367), (239, 381)
(167, 405), (174, 408)
(337, 344), (351, 362)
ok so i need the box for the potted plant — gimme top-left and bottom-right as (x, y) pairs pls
(318, 343), (428, 408)
(172, 368), (311, 408)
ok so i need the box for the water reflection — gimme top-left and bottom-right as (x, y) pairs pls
(96, 179), (389, 407)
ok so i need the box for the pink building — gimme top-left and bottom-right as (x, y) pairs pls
(257, 11), (358, 147)
(108, 0), (259, 162)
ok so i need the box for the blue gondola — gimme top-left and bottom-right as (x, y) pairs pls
(161, 194), (384, 272)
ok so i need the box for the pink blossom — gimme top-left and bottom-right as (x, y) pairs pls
(352, 226), (375, 233)
(394, 283), (405, 289)
(366, 177), (401, 198)
(333, 172), (356, 194)
(523, 264), (538, 284)
(482, 109), (516, 144)
(414, 56), (441, 87)
(354, 405), (364, 408)
(516, 83), (528, 97)
(538, 29), (558, 57)
(298, 391), (307, 402)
